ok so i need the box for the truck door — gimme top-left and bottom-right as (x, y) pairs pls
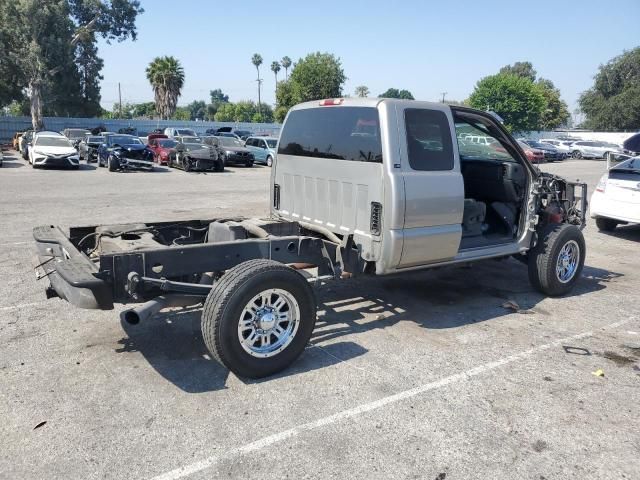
(397, 106), (464, 268)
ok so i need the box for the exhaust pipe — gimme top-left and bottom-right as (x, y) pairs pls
(121, 294), (205, 325)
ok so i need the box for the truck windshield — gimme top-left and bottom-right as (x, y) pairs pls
(278, 107), (383, 163)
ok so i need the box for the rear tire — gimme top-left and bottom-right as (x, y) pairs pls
(528, 224), (585, 296)
(572, 150), (582, 159)
(201, 259), (317, 378)
(595, 217), (618, 232)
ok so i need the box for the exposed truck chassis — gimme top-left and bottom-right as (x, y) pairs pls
(33, 218), (364, 309)
(33, 163), (587, 379)
(35, 172), (585, 303)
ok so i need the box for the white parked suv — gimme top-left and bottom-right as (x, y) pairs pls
(164, 127), (197, 138)
(29, 131), (80, 169)
(570, 141), (622, 159)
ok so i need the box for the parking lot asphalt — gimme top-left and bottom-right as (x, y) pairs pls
(1, 151), (638, 480)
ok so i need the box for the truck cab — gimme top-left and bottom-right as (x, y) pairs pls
(272, 98), (556, 275)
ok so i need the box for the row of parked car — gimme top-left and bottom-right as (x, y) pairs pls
(521, 138), (628, 161)
(11, 127), (279, 172)
(458, 132), (629, 164)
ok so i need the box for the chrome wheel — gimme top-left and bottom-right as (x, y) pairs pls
(237, 288), (300, 358)
(556, 240), (580, 283)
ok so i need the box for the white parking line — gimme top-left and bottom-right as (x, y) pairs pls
(0, 241), (30, 247)
(150, 318), (633, 480)
(0, 301), (44, 312)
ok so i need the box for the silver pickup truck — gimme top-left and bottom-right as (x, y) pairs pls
(33, 98), (587, 378)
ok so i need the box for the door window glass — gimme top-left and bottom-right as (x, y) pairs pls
(454, 118), (518, 163)
(404, 109), (453, 171)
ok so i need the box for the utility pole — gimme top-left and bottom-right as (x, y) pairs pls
(256, 78), (263, 116)
(118, 82), (122, 118)
(440, 92), (447, 103)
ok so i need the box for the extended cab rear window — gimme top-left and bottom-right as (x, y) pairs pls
(278, 107), (383, 163)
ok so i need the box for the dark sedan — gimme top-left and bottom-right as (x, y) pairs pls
(522, 140), (566, 161)
(97, 134), (154, 172)
(171, 136), (223, 172)
(212, 136), (255, 167)
(78, 134), (105, 162)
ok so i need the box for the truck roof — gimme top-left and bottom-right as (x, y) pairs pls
(290, 97), (451, 111)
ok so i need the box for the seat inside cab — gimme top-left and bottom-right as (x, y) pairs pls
(454, 112), (527, 249)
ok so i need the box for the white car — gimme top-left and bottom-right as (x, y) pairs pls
(539, 138), (572, 154)
(164, 127), (197, 139)
(570, 141), (622, 159)
(590, 156), (640, 231)
(29, 131), (80, 169)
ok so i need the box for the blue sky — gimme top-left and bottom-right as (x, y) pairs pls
(97, 0), (640, 115)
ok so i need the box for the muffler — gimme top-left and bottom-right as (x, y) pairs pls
(121, 294), (205, 324)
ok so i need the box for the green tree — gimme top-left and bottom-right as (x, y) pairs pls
(579, 47), (640, 130)
(271, 61), (281, 99)
(536, 79), (570, 130)
(499, 61), (537, 82)
(172, 107), (190, 121)
(251, 53), (263, 114)
(214, 102), (235, 122)
(74, 35), (104, 117)
(355, 85), (370, 97)
(207, 89), (229, 118)
(146, 56), (185, 120)
(273, 52), (346, 120)
(210, 89), (229, 104)
(130, 102), (155, 118)
(289, 52), (346, 103)
(281, 56), (292, 80)
(186, 100), (207, 120)
(2, 0), (143, 129)
(468, 73), (546, 132)
(0, 3), (25, 108)
(498, 61), (569, 130)
(378, 88), (414, 99)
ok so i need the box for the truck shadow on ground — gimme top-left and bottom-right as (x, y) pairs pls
(117, 258), (621, 393)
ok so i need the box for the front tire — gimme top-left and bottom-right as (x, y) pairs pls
(108, 156), (117, 172)
(595, 217), (618, 232)
(201, 259), (317, 378)
(266, 155), (273, 167)
(572, 150), (582, 159)
(528, 224), (585, 296)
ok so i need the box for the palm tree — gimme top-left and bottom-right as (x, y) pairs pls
(355, 85), (370, 98)
(281, 56), (292, 80)
(251, 53), (263, 114)
(271, 61), (281, 99)
(146, 56), (185, 120)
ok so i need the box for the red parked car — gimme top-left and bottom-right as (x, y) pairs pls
(517, 140), (546, 164)
(147, 134), (177, 165)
